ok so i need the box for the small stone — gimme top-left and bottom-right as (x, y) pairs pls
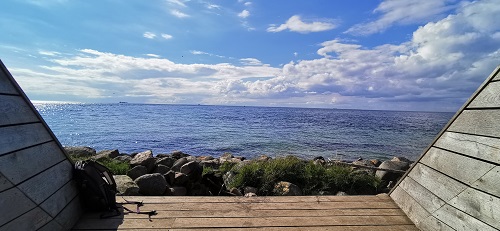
(391, 157), (411, 163)
(256, 155), (271, 162)
(198, 156), (214, 161)
(370, 159), (381, 167)
(336, 191), (348, 196)
(244, 186), (258, 194)
(244, 192), (257, 197)
(127, 165), (148, 180)
(135, 173), (167, 196)
(273, 181), (302, 196)
(230, 187), (243, 196)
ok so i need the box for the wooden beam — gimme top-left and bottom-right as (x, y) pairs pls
(434, 132), (500, 164)
(0, 95), (39, 126)
(434, 204), (496, 231)
(0, 123), (53, 155)
(448, 109), (500, 138)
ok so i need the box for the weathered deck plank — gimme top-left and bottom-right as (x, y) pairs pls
(73, 195), (417, 230)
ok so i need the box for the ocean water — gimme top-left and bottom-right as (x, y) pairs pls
(34, 103), (453, 161)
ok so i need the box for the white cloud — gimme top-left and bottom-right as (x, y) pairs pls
(39, 50), (61, 56)
(207, 4), (220, 9)
(240, 58), (263, 66)
(146, 54), (161, 58)
(166, 0), (186, 7)
(190, 50), (227, 58)
(161, 33), (173, 39)
(267, 15), (337, 33)
(143, 32), (156, 39)
(346, 0), (460, 35)
(293, 52), (298, 57)
(171, 10), (190, 18)
(244, 2), (252, 6)
(238, 10), (250, 18)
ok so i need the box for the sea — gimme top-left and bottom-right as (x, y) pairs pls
(34, 103), (454, 162)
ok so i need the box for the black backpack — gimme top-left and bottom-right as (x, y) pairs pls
(74, 160), (119, 216)
(74, 160), (157, 219)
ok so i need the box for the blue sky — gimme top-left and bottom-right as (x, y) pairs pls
(1, 0), (499, 112)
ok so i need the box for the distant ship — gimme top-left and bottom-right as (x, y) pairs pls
(119, 101), (128, 104)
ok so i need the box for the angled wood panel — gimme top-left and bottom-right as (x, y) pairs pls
(0, 60), (82, 230)
(390, 65), (500, 230)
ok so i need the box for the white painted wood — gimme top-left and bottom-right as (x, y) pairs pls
(0, 207), (52, 231)
(471, 166), (500, 197)
(448, 110), (500, 138)
(0, 171), (14, 192)
(419, 215), (455, 231)
(407, 163), (467, 202)
(54, 196), (83, 230)
(434, 132), (500, 164)
(398, 177), (445, 213)
(0, 187), (36, 226)
(420, 147), (496, 185)
(0, 95), (39, 126)
(0, 142), (66, 185)
(40, 180), (79, 217)
(390, 187), (430, 228)
(0, 123), (53, 155)
(468, 81), (500, 108)
(449, 188), (500, 229)
(17, 160), (73, 204)
(434, 204), (496, 231)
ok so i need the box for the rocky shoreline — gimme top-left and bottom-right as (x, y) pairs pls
(65, 147), (413, 196)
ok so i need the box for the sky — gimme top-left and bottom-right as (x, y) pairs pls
(1, 0), (499, 112)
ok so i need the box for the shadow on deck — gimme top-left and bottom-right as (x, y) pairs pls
(72, 194), (417, 230)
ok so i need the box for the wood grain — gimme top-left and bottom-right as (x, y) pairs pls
(17, 160), (73, 204)
(0, 95), (39, 126)
(419, 215), (455, 231)
(0, 171), (14, 192)
(471, 166), (500, 197)
(0, 123), (53, 155)
(0, 67), (18, 95)
(398, 177), (445, 213)
(434, 132), (500, 164)
(420, 147), (495, 185)
(468, 81), (500, 108)
(390, 187), (430, 228)
(434, 204), (496, 231)
(54, 195), (83, 230)
(0, 207), (52, 231)
(40, 180), (79, 217)
(448, 109), (500, 138)
(449, 187), (500, 229)
(0, 141), (66, 185)
(0, 187), (36, 226)
(407, 163), (467, 202)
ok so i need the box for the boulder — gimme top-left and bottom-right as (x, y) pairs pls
(244, 186), (258, 194)
(154, 164), (171, 175)
(370, 159), (381, 167)
(391, 156), (411, 163)
(93, 149), (119, 161)
(114, 155), (132, 163)
(230, 187), (243, 196)
(156, 157), (176, 168)
(376, 160), (410, 183)
(171, 151), (189, 159)
(164, 170), (176, 185)
(65, 146), (96, 158)
(127, 165), (148, 180)
(169, 186), (187, 196)
(171, 157), (189, 172)
(113, 175), (140, 196)
(186, 156), (197, 162)
(155, 153), (170, 158)
(180, 161), (201, 175)
(219, 153), (234, 163)
(134, 173), (167, 196)
(273, 181), (302, 196)
(200, 159), (220, 168)
(198, 156), (214, 161)
(130, 150), (156, 173)
(256, 155), (271, 162)
(174, 172), (189, 186)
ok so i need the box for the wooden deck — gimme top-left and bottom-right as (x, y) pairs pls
(72, 194), (417, 230)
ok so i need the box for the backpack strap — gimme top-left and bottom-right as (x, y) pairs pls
(118, 197), (158, 221)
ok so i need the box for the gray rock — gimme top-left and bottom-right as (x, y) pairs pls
(198, 156), (214, 161)
(127, 165), (148, 180)
(171, 151), (189, 159)
(113, 175), (140, 196)
(200, 159), (220, 168)
(256, 155), (271, 162)
(154, 164), (171, 175)
(186, 156), (197, 162)
(335, 191), (348, 196)
(391, 157), (411, 163)
(114, 155), (132, 163)
(174, 172), (189, 186)
(230, 187), (243, 196)
(64, 146), (96, 158)
(164, 170), (176, 185)
(169, 186), (187, 196)
(244, 192), (257, 197)
(93, 149), (120, 161)
(156, 157), (176, 168)
(375, 160), (410, 182)
(130, 150), (156, 173)
(180, 161), (201, 175)
(244, 186), (258, 194)
(273, 181), (302, 196)
(134, 173), (167, 196)
(171, 157), (189, 172)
